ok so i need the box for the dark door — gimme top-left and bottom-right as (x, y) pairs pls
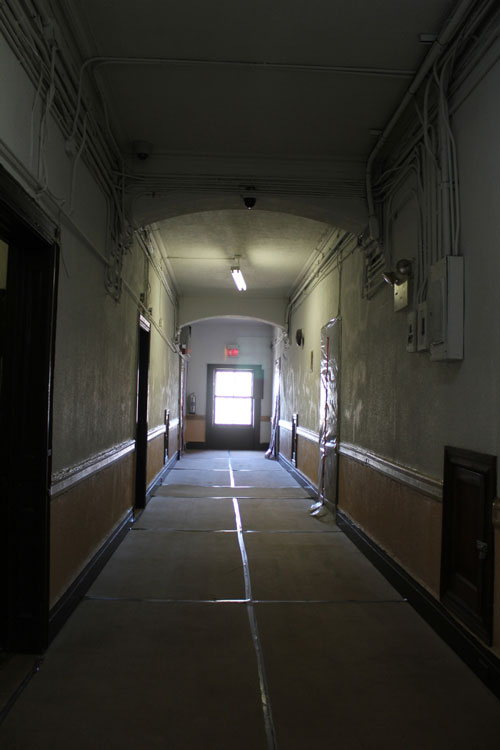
(440, 446), (496, 644)
(134, 316), (150, 509)
(206, 364), (263, 450)
(0, 171), (58, 652)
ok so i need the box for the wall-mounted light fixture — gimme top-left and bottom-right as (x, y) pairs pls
(231, 256), (247, 291)
(382, 258), (413, 286)
(396, 258), (413, 277)
(382, 270), (400, 286)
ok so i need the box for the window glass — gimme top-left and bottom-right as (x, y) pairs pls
(213, 369), (253, 425)
(214, 370), (253, 397)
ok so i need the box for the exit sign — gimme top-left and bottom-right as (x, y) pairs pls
(225, 345), (239, 358)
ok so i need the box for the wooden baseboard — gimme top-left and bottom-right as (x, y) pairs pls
(146, 450), (179, 499)
(48, 510), (133, 643)
(48, 451), (180, 643)
(278, 452), (319, 501)
(336, 508), (500, 700)
(185, 443), (269, 452)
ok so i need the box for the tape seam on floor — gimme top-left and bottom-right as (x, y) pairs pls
(131, 528), (340, 534)
(229, 452), (278, 750)
(84, 595), (407, 605)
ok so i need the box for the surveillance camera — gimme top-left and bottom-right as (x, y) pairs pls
(132, 140), (153, 160)
(243, 196), (256, 210)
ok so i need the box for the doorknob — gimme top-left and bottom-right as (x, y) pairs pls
(476, 540), (488, 560)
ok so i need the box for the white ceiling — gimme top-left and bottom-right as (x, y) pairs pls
(152, 210), (338, 296)
(60, 0), (455, 299)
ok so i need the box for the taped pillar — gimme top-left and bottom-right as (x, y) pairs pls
(313, 318), (340, 516)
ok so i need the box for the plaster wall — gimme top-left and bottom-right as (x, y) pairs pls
(0, 33), (43, 173)
(0, 29), (180, 606)
(340, 56), (500, 485)
(278, 267), (340, 432)
(186, 319), (273, 443)
(0, 31), (180, 472)
(146, 266), (180, 430)
(53, 228), (139, 471)
(0, 34), (106, 250)
(0, 32), (136, 471)
(275, 54), (500, 652)
(179, 295), (287, 329)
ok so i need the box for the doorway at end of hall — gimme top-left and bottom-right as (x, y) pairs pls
(205, 364), (263, 450)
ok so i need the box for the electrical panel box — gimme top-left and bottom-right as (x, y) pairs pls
(406, 310), (417, 352)
(428, 256), (464, 361)
(417, 302), (428, 351)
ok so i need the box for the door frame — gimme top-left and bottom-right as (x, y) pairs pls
(0, 166), (59, 652)
(205, 364), (263, 450)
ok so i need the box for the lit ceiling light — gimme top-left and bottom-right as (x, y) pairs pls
(231, 257), (247, 291)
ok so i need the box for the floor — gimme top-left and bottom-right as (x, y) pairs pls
(1, 450), (500, 749)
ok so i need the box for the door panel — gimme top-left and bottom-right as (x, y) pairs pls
(206, 364), (262, 450)
(441, 446), (495, 644)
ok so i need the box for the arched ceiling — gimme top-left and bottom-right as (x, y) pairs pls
(151, 209), (337, 297)
(59, 0), (455, 299)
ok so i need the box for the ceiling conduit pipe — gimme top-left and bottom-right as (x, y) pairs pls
(366, 0), (477, 243)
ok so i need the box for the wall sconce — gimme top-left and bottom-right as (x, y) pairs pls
(382, 258), (413, 285)
(382, 271), (400, 286)
(231, 256), (247, 291)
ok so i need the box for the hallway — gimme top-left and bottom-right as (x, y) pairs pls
(1, 451), (500, 748)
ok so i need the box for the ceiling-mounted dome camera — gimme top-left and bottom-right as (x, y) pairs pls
(132, 140), (153, 160)
(243, 196), (256, 210)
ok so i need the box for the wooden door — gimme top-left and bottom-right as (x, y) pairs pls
(440, 446), (496, 644)
(206, 364), (263, 450)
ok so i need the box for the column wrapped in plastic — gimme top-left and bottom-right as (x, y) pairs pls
(316, 318), (340, 512)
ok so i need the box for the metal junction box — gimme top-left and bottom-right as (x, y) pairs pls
(428, 256), (464, 361)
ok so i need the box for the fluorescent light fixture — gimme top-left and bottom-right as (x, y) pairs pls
(231, 260), (247, 291)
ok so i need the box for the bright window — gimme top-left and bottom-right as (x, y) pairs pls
(214, 370), (253, 425)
